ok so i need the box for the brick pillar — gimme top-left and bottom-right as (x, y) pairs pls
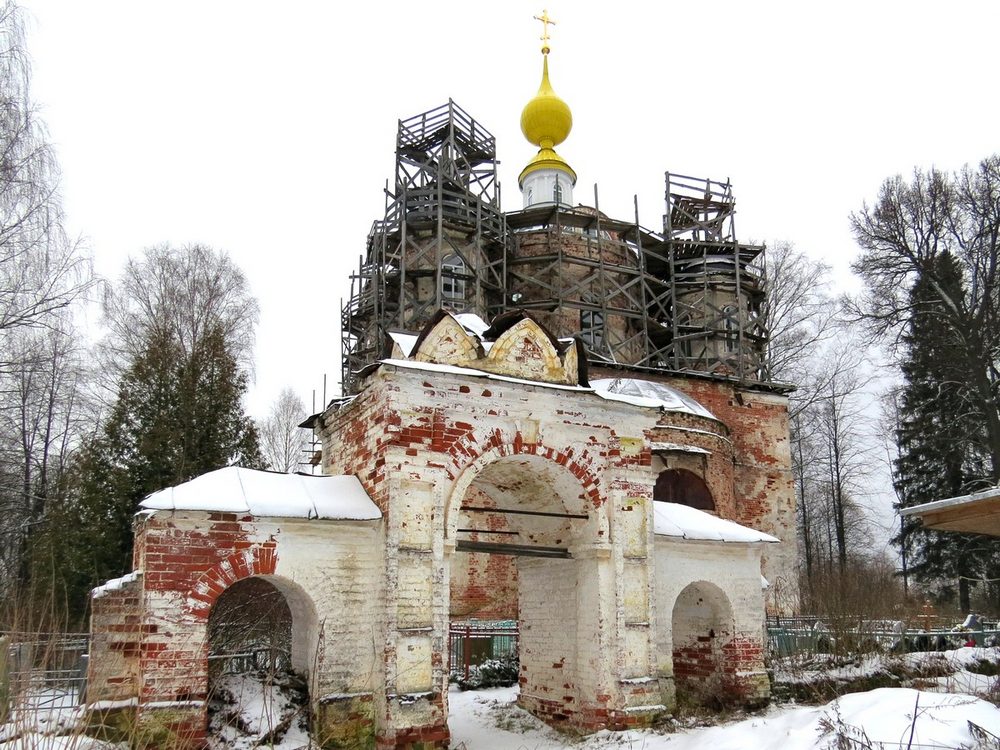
(376, 473), (449, 750)
(610, 487), (666, 723)
(571, 543), (621, 730)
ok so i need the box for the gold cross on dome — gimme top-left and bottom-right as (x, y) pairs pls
(534, 9), (556, 54)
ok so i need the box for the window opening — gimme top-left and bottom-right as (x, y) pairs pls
(723, 304), (738, 353)
(442, 254), (466, 307)
(653, 468), (715, 511)
(580, 309), (604, 349)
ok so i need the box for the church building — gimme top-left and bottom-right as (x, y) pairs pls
(86, 16), (795, 750)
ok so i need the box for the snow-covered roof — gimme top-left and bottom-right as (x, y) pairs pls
(377, 362), (723, 421)
(453, 313), (491, 337)
(139, 467), (382, 521)
(653, 502), (778, 543)
(591, 378), (717, 421)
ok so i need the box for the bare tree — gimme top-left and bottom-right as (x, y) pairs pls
(98, 243), (258, 396)
(0, 1), (92, 338)
(0, 1), (93, 602)
(0, 316), (88, 595)
(257, 388), (308, 473)
(791, 403), (826, 583)
(764, 240), (838, 390)
(814, 347), (875, 572)
(790, 333), (879, 600)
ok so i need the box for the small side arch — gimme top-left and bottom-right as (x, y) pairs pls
(187, 548), (320, 676)
(671, 580), (735, 706)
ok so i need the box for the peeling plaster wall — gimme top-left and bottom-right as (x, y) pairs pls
(593, 365), (797, 609)
(517, 557), (578, 720)
(88, 576), (143, 703)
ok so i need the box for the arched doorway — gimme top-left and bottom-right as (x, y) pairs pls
(671, 581), (734, 708)
(209, 577), (291, 677)
(446, 451), (607, 726)
(206, 576), (318, 747)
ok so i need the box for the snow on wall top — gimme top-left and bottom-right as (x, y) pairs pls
(139, 467), (382, 521)
(92, 570), (141, 599)
(591, 378), (717, 421)
(388, 331), (419, 357)
(649, 441), (712, 455)
(654, 501), (778, 543)
(382, 358), (592, 392)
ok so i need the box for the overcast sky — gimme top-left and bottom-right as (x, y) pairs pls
(19, 1), (1000, 420)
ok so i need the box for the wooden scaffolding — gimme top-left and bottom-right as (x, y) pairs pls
(340, 101), (509, 393)
(645, 172), (769, 380)
(504, 198), (660, 366)
(341, 102), (771, 393)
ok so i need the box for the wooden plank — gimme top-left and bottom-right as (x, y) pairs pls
(460, 505), (589, 520)
(455, 540), (570, 559)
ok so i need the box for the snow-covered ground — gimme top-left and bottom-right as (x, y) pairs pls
(206, 671), (309, 750)
(449, 685), (1000, 749)
(3, 649), (1000, 749)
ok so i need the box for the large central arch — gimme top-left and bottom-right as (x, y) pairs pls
(444, 446), (611, 728)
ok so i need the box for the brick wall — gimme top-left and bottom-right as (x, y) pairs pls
(88, 574), (142, 703)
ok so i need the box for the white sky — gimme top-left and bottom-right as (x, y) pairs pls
(19, 0), (1000, 422)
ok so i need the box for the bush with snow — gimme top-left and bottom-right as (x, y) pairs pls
(454, 653), (519, 691)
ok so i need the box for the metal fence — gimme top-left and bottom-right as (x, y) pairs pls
(1, 632), (90, 711)
(767, 619), (1000, 658)
(208, 646), (291, 676)
(448, 620), (519, 681)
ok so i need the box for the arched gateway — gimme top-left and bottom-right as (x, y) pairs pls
(445, 449), (613, 727)
(88, 311), (785, 750)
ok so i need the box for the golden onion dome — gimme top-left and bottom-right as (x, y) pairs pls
(519, 54), (576, 187)
(520, 56), (573, 150)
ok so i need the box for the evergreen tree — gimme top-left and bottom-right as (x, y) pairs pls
(36, 246), (262, 620)
(893, 252), (1000, 611)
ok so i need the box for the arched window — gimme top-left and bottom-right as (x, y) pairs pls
(723, 304), (738, 353)
(675, 312), (692, 360)
(653, 468), (715, 511)
(553, 178), (563, 205)
(580, 293), (604, 349)
(441, 254), (466, 306)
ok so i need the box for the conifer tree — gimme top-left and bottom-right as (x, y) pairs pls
(893, 252), (1000, 611)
